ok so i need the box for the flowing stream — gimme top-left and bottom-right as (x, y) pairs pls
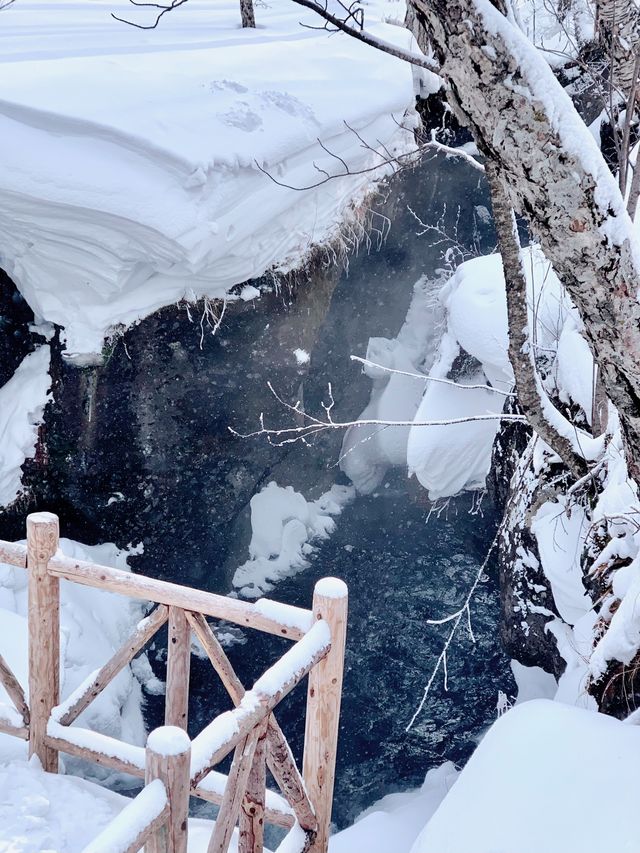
(4, 153), (515, 831)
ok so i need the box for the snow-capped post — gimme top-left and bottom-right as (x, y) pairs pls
(303, 577), (348, 853)
(165, 606), (191, 730)
(27, 511), (60, 773)
(145, 726), (191, 853)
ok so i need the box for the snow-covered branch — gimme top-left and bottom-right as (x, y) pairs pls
(230, 379), (526, 448)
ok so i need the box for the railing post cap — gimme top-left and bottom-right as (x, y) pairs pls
(314, 577), (348, 600)
(27, 512), (59, 526)
(147, 725), (191, 756)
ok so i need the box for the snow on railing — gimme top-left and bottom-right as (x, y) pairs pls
(81, 778), (169, 853)
(0, 513), (348, 853)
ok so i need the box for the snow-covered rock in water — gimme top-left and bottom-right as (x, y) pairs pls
(405, 246), (591, 499)
(232, 481), (354, 598)
(0, 538), (147, 767)
(412, 700), (640, 853)
(0, 345), (51, 508)
(0, 0), (415, 361)
(341, 274), (444, 493)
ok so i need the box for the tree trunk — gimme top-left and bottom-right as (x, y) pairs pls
(412, 0), (640, 478)
(486, 162), (587, 479)
(240, 0), (255, 28)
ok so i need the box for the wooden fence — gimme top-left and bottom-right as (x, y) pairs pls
(0, 512), (348, 853)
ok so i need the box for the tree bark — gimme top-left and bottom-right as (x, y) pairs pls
(486, 162), (587, 479)
(240, 0), (255, 28)
(412, 0), (640, 478)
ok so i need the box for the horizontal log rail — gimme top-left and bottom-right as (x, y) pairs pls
(47, 553), (313, 640)
(0, 514), (348, 853)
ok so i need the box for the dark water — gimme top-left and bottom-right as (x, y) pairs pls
(132, 155), (514, 828)
(2, 153), (514, 829)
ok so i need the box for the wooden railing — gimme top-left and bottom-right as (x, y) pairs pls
(0, 512), (348, 853)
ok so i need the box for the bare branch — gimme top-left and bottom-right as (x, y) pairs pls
(350, 355), (515, 396)
(290, 0), (440, 72)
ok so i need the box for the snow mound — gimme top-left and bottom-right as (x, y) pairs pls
(233, 481), (354, 598)
(0, 757), (219, 852)
(413, 699), (640, 853)
(0, 1), (415, 360)
(330, 762), (458, 853)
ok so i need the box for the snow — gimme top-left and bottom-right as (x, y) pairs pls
(191, 619), (330, 778)
(82, 778), (167, 853)
(146, 725), (191, 758)
(233, 482), (354, 599)
(341, 274), (443, 494)
(475, 0), (640, 264)
(252, 619), (330, 696)
(329, 762), (458, 853)
(314, 577), (348, 599)
(0, 0), (416, 360)
(531, 498), (592, 625)
(0, 345), (51, 508)
(412, 700), (640, 853)
(253, 598), (314, 634)
(0, 757), (228, 852)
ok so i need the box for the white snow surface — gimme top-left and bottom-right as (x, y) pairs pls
(0, 0), (416, 359)
(233, 481), (354, 598)
(146, 725), (191, 758)
(0, 756), (226, 852)
(0, 345), (51, 508)
(412, 699), (640, 853)
(329, 762), (458, 853)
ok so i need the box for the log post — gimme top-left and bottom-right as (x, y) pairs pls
(27, 512), (60, 772)
(239, 724), (267, 853)
(165, 607), (191, 730)
(145, 725), (191, 853)
(302, 578), (347, 853)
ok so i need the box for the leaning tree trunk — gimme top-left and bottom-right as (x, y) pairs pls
(411, 0), (640, 478)
(240, 0), (255, 27)
(597, 0), (640, 97)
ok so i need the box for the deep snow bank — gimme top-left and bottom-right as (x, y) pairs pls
(413, 700), (640, 853)
(0, 1), (416, 361)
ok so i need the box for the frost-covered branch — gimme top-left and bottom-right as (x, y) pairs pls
(350, 355), (514, 396)
(230, 380), (526, 447)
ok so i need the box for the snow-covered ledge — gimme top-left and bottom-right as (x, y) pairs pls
(0, 0), (417, 364)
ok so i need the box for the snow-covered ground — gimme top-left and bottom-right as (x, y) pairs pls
(0, 0), (416, 362)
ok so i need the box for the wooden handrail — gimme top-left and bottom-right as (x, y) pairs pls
(190, 620), (331, 786)
(1, 515), (347, 853)
(47, 553), (313, 640)
(57, 605), (168, 726)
